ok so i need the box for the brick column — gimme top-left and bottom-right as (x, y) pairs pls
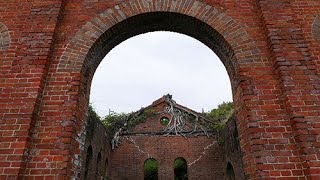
(0, 0), (63, 178)
(258, 0), (320, 178)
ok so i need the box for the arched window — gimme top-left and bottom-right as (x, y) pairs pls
(96, 152), (102, 179)
(104, 157), (109, 178)
(84, 146), (93, 179)
(144, 158), (158, 180)
(174, 158), (188, 180)
(226, 162), (235, 180)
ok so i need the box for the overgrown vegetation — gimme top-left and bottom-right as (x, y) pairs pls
(207, 102), (233, 123)
(205, 102), (233, 145)
(88, 104), (101, 121)
(88, 99), (234, 148)
(101, 108), (157, 137)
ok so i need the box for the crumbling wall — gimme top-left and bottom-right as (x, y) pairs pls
(81, 116), (111, 180)
(221, 116), (246, 180)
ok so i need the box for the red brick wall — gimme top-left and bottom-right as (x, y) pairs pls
(0, 1), (64, 178)
(109, 99), (226, 179)
(83, 99), (245, 180)
(110, 135), (224, 180)
(0, 0), (319, 179)
(80, 117), (111, 180)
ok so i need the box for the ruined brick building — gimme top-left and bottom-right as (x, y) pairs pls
(1, 0), (320, 179)
(81, 95), (245, 179)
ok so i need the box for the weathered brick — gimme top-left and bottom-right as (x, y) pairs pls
(0, 0), (319, 179)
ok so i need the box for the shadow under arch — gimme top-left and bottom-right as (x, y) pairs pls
(226, 162), (235, 180)
(174, 157), (188, 180)
(55, 0), (262, 177)
(84, 146), (93, 179)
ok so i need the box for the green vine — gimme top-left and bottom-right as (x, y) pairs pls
(101, 108), (157, 138)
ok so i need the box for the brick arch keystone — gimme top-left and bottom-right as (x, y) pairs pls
(0, 22), (10, 51)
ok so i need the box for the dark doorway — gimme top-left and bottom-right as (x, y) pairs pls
(174, 158), (188, 180)
(227, 162), (235, 180)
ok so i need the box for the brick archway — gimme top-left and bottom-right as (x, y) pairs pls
(54, 0), (262, 178)
(2, 0), (319, 179)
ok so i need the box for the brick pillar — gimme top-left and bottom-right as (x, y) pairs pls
(0, 0), (63, 178)
(258, 0), (320, 178)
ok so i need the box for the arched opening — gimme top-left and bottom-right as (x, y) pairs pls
(90, 31), (232, 116)
(84, 146), (93, 179)
(174, 158), (188, 180)
(96, 152), (102, 179)
(104, 157), (108, 178)
(76, 12), (240, 102)
(144, 158), (158, 180)
(58, 7), (255, 178)
(226, 162), (235, 180)
(80, 12), (241, 179)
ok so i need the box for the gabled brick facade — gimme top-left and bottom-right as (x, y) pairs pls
(110, 97), (225, 180)
(82, 96), (245, 180)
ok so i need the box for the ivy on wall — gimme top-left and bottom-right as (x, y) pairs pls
(88, 95), (234, 149)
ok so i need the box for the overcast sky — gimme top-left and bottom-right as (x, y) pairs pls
(90, 32), (232, 117)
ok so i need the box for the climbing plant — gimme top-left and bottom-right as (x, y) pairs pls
(207, 101), (233, 123)
(89, 95), (234, 149)
(161, 95), (213, 136)
(101, 108), (158, 149)
(88, 104), (101, 121)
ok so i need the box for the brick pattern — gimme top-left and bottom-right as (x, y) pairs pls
(80, 117), (111, 180)
(57, 0), (259, 73)
(0, 22), (10, 51)
(0, 1), (64, 179)
(108, 100), (244, 180)
(0, 0), (319, 179)
(258, 0), (320, 178)
(53, 1), (262, 177)
(111, 135), (225, 180)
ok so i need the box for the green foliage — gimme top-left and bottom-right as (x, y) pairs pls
(217, 136), (225, 145)
(174, 158), (188, 180)
(101, 113), (128, 136)
(88, 104), (101, 121)
(212, 123), (225, 131)
(207, 102), (233, 123)
(144, 159), (158, 180)
(127, 108), (157, 131)
(101, 108), (158, 137)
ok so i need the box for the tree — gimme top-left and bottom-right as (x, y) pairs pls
(101, 113), (128, 137)
(207, 102), (233, 124)
(88, 104), (101, 121)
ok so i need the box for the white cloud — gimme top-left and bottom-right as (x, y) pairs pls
(90, 32), (232, 117)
